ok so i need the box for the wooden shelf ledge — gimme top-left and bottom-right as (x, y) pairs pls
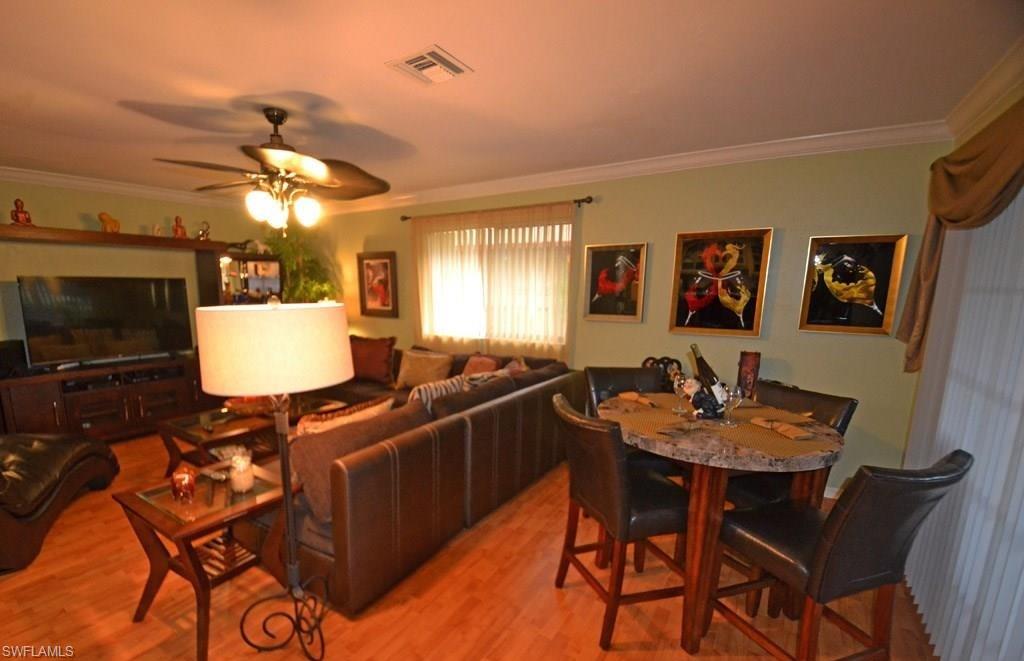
(0, 224), (230, 252)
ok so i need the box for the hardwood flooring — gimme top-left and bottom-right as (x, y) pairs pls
(0, 435), (936, 659)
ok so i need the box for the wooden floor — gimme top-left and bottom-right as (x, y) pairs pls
(0, 435), (937, 660)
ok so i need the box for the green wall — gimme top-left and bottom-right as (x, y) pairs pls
(0, 180), (255, 342)
(325, 141), (949, 488)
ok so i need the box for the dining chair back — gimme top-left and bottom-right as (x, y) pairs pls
(808, 449), (974, 603)
(754, 379), (858, 435)
(552, 392), (631, 539)
(640, 356), (683, 391)
(584, 367), (664, 416)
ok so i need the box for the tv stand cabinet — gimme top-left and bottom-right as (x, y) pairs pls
(0, 357), (215, 441)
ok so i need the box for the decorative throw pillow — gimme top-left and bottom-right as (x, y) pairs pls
(462, 354), (500, 376)
(349, 335), (396, 384)
(462, 368), (511, 390)
(290, 400), (432, 523)
(409, 375), (466, 414)
(394, 349), (454, 389)
(295, 396), (394, 436)
(503, 356), (530, 375)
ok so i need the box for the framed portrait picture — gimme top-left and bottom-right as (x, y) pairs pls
(669, 228), (773, 336)
(357, 251), (398, 318)
(584, 242), (647, 322)
(798, 234), (907, 334)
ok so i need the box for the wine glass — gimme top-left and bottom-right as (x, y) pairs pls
(720, 384), (744, 427)
(672, 372), (689, 415)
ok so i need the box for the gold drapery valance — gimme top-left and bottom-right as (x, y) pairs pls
(897, 97), (1024, 371)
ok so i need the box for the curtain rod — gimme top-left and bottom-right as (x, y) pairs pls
(399, 196), (594, 221)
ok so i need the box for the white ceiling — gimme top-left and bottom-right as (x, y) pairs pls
(1, 1), (1021, 205)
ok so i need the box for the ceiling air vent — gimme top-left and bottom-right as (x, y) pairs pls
(388, 45), (473, 84)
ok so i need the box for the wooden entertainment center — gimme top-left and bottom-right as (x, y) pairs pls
(0, 224), (230, 439)
(0, 357), (206, 440)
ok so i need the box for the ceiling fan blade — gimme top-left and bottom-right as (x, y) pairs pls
(155, 158), (257, 176)
(194, 180), (254, 192)
(312, 159), (391, 200)
(240, 146), (334, 184)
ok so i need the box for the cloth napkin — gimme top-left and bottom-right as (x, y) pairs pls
(750, 417), (814, 440)
(619, 391), (655, 407)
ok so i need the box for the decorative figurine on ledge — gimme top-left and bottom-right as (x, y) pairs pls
(195, 221), (211, 241)
(10, 199), (33, 226)
(152, 223), (165, 237)
(97, 212), (121, 233)
(172, 215), (188, 239)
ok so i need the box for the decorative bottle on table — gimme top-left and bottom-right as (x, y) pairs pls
(690, 343), (726, 419)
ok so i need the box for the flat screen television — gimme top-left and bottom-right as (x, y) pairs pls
(17, 276), (193, 367)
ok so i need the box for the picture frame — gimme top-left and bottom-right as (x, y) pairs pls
(583, 242), (648, 322)
(669, 228), (773, 336)
(798, 234), (907, 335)
(357, 251), (399, 318)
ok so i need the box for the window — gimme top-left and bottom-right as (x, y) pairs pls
(412, 201), (575, 358)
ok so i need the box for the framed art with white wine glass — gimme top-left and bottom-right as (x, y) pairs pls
(798, 234), (906, 334)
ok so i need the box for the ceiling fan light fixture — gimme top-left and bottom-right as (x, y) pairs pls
(265, 200), (289, 229)
(245, 189), (274, 221)
(293, 196), (322, 227)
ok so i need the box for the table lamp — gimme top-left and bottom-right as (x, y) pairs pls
(196, 301), (352, 660)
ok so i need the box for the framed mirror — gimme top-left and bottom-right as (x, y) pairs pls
(219, 254), (284, 304)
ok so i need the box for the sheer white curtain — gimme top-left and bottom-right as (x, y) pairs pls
(412, 201), (575, 359)
(904, 191), (1024, 660)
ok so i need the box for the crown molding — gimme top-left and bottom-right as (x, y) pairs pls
(337, 120), (951, 215)
(0, 166), (238, 209)
(947, 35), (1024, 143)
(1, 118), (952, 217)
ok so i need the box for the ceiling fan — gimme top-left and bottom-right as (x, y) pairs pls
(156, 106), (390, 229)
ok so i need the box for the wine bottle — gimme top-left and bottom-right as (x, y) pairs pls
(690, 343), (728, 405)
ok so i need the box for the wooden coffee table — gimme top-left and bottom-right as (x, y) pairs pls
(114, 460), (298, 661)
(159, 397), (344, 476)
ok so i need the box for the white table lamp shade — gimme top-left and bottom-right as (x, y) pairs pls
(196, 302), (353, 397)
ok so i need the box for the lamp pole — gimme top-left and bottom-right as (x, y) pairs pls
(239, 394), (327, 660)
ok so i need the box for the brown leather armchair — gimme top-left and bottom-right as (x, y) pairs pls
(715, 450), (973, 660)
(552, 394), (687, 650)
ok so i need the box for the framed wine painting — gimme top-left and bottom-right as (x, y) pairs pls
(669, 228), (773, 336)
(357, 251), (399, 318)
(798, 234), (907, 334)
(584, 242), (647, 322)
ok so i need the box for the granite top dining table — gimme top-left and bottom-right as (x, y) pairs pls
(597, 392), (844, 654)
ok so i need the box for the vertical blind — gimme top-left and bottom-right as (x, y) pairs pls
(904, 191), (1024, 660)
(412, 201), (575, 359)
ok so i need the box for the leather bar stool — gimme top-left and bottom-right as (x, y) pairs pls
(585, 367), (689, 570)
(726, 380), (859, 511)
(714, 450), (973, 661)
(551, 394), (687, 650)
(585, 367), (687, 478)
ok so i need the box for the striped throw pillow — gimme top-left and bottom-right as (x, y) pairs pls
(409, 374), (466, 414)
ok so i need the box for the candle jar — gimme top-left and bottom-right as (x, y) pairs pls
(171, 465), (197, 503)
(230, 453), (254, 493)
